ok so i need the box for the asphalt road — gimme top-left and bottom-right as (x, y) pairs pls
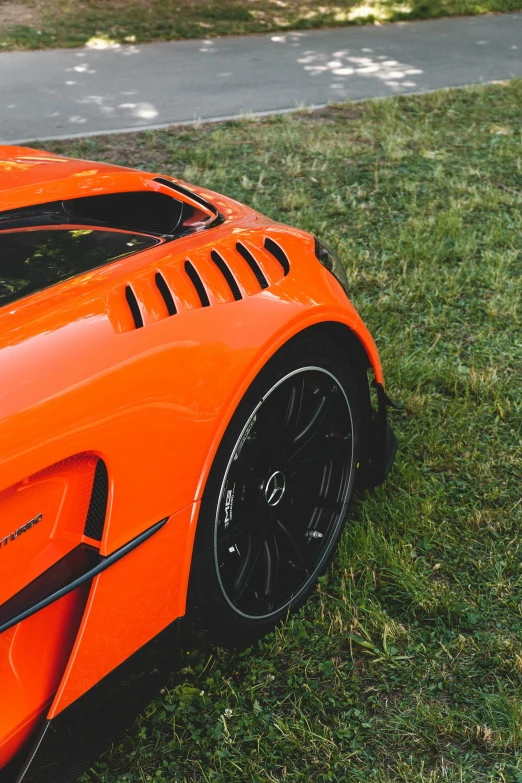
(1, 12), (521, 143)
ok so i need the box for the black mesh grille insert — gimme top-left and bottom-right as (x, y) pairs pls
(185, 261), (210, 307)
(84, 459), (109, 541)
(264, 237), (290, 276)
(155, 272), (177, 315)
(210, 250), (242, 301)
(125, 285), (144, 328)
(235, 242), (269, 289)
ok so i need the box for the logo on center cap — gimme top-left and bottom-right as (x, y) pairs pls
(264, 471), (286, 506)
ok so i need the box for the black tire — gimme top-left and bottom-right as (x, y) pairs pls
(185, 333), (361, 648)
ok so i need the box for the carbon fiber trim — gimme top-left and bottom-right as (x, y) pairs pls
(362, 382), (397, 489)
(14, 619), (180, 783)
(0, 519), (167, 635)
(84, 459), (108, 541)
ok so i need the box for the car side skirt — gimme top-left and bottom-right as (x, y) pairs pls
(8, 619), (180, 783)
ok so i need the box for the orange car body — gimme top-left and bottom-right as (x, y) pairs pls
(0, 147), (390, 782)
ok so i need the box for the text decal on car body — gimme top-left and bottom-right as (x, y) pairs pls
(0, 514), (42, 550)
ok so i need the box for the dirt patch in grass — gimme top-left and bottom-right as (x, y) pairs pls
(0, 0), (42, 26)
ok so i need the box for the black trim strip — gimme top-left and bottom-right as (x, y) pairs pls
(0, 546), (98, 632)
(153, 177), (222, 220)
(0, 518), (168, 635)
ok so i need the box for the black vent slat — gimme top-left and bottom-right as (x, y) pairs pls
(185, 261), (210, 307)
(125, 285), (144, 328)
(235, 242), (269, 289)
(84, 459), (109, 541)
(264, 237), (290, 276)
(210, 250), (242, 301)
(154, 177), (221, 219)
(155, 272), (177, 315)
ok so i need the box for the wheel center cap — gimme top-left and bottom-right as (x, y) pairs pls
(264, 471), (286, 506)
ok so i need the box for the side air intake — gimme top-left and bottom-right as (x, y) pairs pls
(84, 459), (109, 541)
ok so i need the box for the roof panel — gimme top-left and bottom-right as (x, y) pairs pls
(0, 146), (130, 195)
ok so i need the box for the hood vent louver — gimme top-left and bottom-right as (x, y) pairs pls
(185, 260), (210, 307)
(125, 285), (144, 329)
(210, 250), (242, 301)
(235, 242), (269, 290)
(155, 272), (177, 316)
(117, 235), (289, 330)
(264, 237), (290, 276)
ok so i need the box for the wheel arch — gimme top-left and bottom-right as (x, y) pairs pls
(183, 318), (381, 603)
(291, 321), (377, 490)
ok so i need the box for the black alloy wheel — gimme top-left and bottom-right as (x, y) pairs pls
(186, 334), (361, 648)
(215, 365), (353, 619)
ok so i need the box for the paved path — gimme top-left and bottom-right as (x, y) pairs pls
(1, 13), (521, 143)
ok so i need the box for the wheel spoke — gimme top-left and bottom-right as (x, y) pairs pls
(272, 514), (309, 574)
(286, 483), (343, 514)
(218, 508), (260, 547)
(280, 376), (306, 440)
(231, 527), (263, 602)
(284, 386), (340, 463)
(253, 376), (307, 465)
(287, 433), (351, 466)
(262, 530), (279, 599)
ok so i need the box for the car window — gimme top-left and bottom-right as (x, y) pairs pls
(0, 227), (159, 308)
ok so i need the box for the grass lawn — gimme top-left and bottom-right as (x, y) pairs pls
(1, 0), (522, 50)
(38, 80), (522, 782)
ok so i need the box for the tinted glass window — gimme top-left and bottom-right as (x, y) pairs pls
(0, 228), (159, 308)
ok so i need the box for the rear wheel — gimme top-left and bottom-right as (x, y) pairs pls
(186, 334), (361, 647)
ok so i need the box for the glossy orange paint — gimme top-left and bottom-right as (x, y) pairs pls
(0, 586), (90, 768)
(0, 455), (98, 607)
(0, 146), (385, 767)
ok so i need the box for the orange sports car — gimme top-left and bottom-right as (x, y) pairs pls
(0, 146), (396, 783)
